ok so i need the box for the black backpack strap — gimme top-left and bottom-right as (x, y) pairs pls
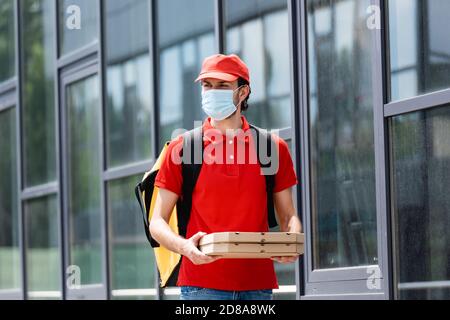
(177, 127), (204, 238)
(135, 172), (161, 248)
(249, 124), (279, 228)
(134, 182), (151, 241)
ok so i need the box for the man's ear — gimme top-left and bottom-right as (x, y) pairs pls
(240, 85), (250, 100)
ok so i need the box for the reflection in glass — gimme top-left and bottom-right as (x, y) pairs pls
(267, 139), (295, 291)
(389, 0), (450, 101)
(104, 0), (153, 168)
(391, 106), (450, 300)
(58, 0), (98, 56)
(108, 176), (156, 300)
(157, 0), (215, 148)
(21, 0), (56, 187)
(226, 0), (292, 130)
(0, 0), (15, 82)
(66, 75), (102, 285)
(25, 196), (61, 300)
(0, 108), (20, 291)
(307, 0), (378, 269)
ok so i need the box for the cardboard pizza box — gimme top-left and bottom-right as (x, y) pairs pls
(199, 232), (304, 246)
(199, 242), (304, 259)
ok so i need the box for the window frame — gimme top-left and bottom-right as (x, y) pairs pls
(0, 93), (22, 300)
(0, 0), (23, 301)
(383, 0), (450, 300)
(296, 0), (391, 299)
(59, 61), (107, 300)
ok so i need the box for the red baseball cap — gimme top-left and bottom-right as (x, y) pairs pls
(195, 54), (250, 83)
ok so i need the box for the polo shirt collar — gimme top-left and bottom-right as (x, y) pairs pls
(202, 116), (251, 145)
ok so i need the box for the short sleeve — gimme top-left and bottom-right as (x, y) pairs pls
(273, 135), (298, 193)
(154, 135), (184, 197)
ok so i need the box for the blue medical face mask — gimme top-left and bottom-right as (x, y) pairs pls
(201, 86), (244, 121)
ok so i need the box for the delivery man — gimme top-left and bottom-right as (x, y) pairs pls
(150, 54), (302, 300)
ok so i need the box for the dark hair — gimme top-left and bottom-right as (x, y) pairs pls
(237, 77), (251, 112)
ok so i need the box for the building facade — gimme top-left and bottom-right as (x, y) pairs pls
(0, 0), (449, 300)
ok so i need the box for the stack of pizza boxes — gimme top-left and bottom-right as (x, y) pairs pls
(199, 232), (304, 259)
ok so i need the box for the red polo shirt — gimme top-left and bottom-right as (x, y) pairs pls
(154, 116), (298, 291)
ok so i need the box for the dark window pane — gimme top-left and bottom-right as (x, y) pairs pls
(307, 0), (378, 269)
(391, 105), (450, 300)
(21, 0), (56, 187)
(225, 0), (292, 130)
(25, 195), (61, 300)
(389, 0), (450, 101)
(108, 175), (156, 300)
(66, 75), (102, 286)
(58, 0), (98, 56)
(157, 0), (215, 148)
(104, 0), (153, 168)
(0, 0), (15, 82)
(0, 107), (20, 291)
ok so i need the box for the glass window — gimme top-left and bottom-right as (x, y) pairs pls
(66, 75), (102, 286)
(389, 0), (450, 101)
(157, 0), (215, 148)
(225, 0), (292, 130)
(269, 139), (296, 297)
(391, 105), (450, 300)
(58, 0), (98, 56)
(0, 107), (20, 291)
(104, 0), (153, 168)
(0, 0), (15, 82)
(108, 175), (156, 300)
(25, 195), (61, 300)
(307, 0), (378, 269)
(20, 0), (56, 187)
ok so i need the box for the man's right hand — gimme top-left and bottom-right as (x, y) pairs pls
(180, 231), (223, 265)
